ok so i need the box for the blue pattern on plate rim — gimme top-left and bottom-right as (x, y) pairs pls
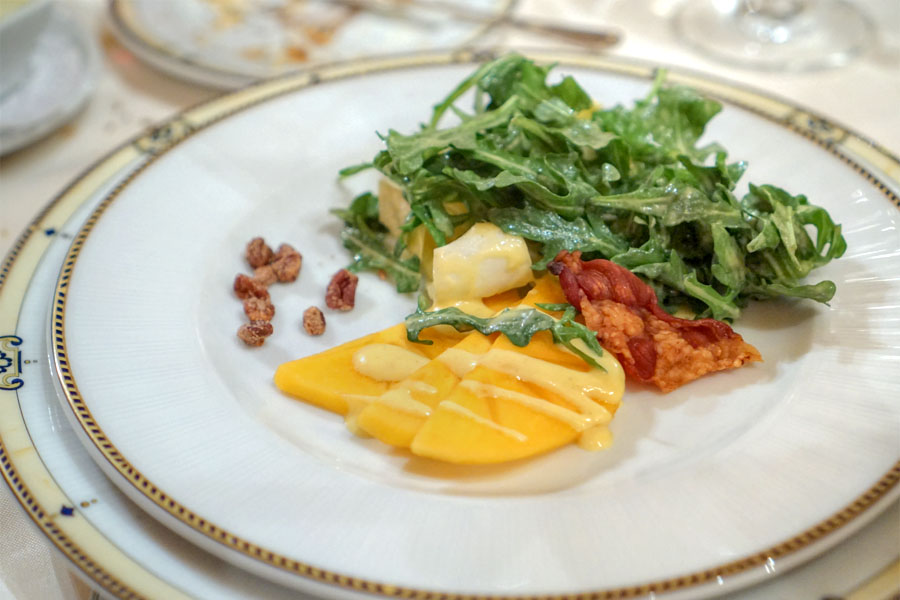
(0, 335), (23, 390)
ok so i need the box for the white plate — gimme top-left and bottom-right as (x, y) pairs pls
(49, 51), (900, 598)
(0, 6), (99, 155)
(108, 0), (513, 89)
(0, 86), (897, 600)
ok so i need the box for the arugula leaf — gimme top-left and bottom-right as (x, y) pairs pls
(445, 155), (599, 219)
(405, 305), (607, 370)
(710, 223), (746, 291)
(429, 54), (524, 127)
(632, 250), (740, 321)
(489, 203), (628, 268)
(338, 162), (373, 177)
(608, 225), (668, 268)
(740, 183), (844, 304)
(747, 280), (837, 303)
(332, 193), (421, 293)
(389, 96), (521, 174)
(332, 190), (379, 222)
(473, 54), (541, 112)
(590, 185), (745, 229)
(551, 75), (592, 111)
(593, 71), (723, 164)
(534, 302), (572, 311)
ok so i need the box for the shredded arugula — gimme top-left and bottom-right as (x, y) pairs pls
(405, 305), (607, 371)
(331, 192), (421, 292)
(336, 53), (846, 321)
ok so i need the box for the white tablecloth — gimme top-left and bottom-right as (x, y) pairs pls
(1, 0), (898, 598)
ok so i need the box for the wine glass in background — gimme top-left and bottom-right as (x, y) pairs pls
(673, 0), (875, 70)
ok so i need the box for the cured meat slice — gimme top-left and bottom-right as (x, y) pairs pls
(548, 251), (761, 392)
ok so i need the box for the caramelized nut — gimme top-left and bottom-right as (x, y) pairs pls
(243, 296), (275, 321)
(325, 269), (358, 311)
(272, 243), (302, 283)
(237, 320), (274, 346)
(302, 306), (326, 336)
(253, 264), (277, 286)
(234, 273), (269, 300)
(246, 237), (274, 269)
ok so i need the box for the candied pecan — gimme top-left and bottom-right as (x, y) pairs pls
(253, 264), (277, 286)
(325, 269), (358, 311)
(234, 273), (269, 300)
(302, 306), (326, 336)
(243, 296), (275, 321)
(272, 243), (302, 283)
(246, 237), (274, 269)
(237, 320), (274, 346)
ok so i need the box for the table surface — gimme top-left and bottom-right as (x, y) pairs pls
(1, 0), (898, 599)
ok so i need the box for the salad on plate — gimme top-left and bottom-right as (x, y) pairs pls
(272, 54), (846, 466)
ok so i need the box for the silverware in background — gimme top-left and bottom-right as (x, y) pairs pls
(329, 0), (622, 49)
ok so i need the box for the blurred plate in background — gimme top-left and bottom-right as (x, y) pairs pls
(107, 0), (514, 88)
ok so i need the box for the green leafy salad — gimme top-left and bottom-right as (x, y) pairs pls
(335, 54), (846, 323)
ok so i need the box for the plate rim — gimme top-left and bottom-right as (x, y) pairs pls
(0, 148), (190, 597)
(40, 48), (900, 598)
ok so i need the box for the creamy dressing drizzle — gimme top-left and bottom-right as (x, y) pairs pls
(352, 344), (429, 381)
(438, 346), (622, 451)
(577, 425), (613, 451)
(341, 394), (378, 436)
(347, 330), (624, 452)
(458, 380), (611, 430)
(400, 380), (437, 394)
(438, 400), (528, 442)
(473, 348), (621, 410)
(377, 388), (432, 417)
(436, 347), (482, 378)
(344, 347), (436, 427)
(429, 299), (496, 318)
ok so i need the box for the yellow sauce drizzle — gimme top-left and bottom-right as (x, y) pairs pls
(436, 347), (482, 378)
(399, 380), (437, 394)
(431, 299), (496, 318)
(458, 380), (611, 431)
(438, 344), (623, 451)
(347, 323), (624, 452)
(343, 350), (438, 431)
(341, 394), (377, 436)
(438, 400), (528, 442)
(577, 425), (613, 451)
(478, 348), (621, 411)
(377, 388), (432, 417)
(351, 344), (429, 382)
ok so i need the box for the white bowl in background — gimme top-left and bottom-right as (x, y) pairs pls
(0, 0), (53, 99)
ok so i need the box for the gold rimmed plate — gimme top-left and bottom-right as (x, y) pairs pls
(48, 50), (900, 598)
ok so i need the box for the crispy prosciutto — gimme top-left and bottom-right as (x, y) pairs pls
(548, 251), (761, 392)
